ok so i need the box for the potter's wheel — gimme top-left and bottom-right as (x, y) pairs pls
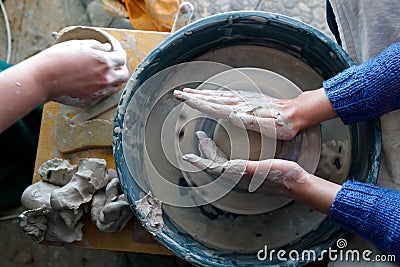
(176, 68), (322, 215)
(114, 12), (380, 266)
(119, 59), (353, 254)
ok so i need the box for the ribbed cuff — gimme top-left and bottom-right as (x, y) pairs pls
(331, 180), (400, 256)
(323, 66), (365, 124)
(331, 180), (383, 230)
(324, 42), (400, 124)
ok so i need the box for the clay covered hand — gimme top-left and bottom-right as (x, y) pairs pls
(174, 88), (300, 140)
(183, 131), (310, 198)
(33, 39), (129, 107)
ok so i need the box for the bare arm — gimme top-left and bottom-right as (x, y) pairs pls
(0, 39), (129, 133)
(0, 57), (48, 132)
(290, 88), (337, 132)
(246, 160), (340, 215)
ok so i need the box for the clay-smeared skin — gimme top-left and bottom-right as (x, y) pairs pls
(183, 131), (309, 196)
(183, 131), (340, 214)
(174, 87), (337, 141)
(0, 37), (129, 132)
(174, 88), (297, 140)
(182, 131), (247, 175)
(50, 27), (130, 107)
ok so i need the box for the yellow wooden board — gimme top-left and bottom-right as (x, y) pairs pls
(33, 28), (173, 254)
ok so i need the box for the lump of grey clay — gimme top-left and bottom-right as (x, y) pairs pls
(20, 157), (126, 243)
(18, 204), (85, 243)
(135, 193), (164, 231)
(38, 158), (77, 186)
(18, 206), (49, 242)
(76, 158), (109, 190)
(45, 208), (84, 243)
(21, 181), (61, 209)
(50, 173), (96, 210)
(91, 178), (133, 233)
(50, 158), (110, 210)
(97, 197), (132, 233)
(107, 168), (118, 180)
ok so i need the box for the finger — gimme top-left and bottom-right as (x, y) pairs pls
(69, 86), (120, 107)
(182, 154), (224, 175)
(183, 88), (239, 98)
(229, 111), (259, 128)
(108, 65), (130, 85)
(97, 49), (127, 67)
(177, 90), (240, 105)
(246, 160), (265, 175)
(86, 40), (113, 52)
(183, 88), (265, 102)
(229, 112), (278, 139)
(61, 39), (109, 51)
(246, 159), (282, 191)
(195, 131), (227, 163)
(84, 39), (127, 67)
(181, 89), (277, 117)
(222, 159), (247, 175)
(173, 90), (233, 119)
(250, 106), (277, 117)
(52, 95), (87, 107)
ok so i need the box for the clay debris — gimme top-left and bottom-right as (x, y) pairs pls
(18, 158), (133, 243)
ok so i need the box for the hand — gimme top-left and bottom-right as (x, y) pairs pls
(174, 87), (338, 141)
(33, 39), (129, 107)
(183, 131), (341, 214)
(182, 131), (247, 176)
(182, 131), (309, 198)
(174, 88), (300, 140)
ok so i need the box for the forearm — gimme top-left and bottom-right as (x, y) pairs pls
(0, 56), (49, 132)
(245, 159), (340, 215)
(291, 88), (338, 131)
(286, 173), (340, 215)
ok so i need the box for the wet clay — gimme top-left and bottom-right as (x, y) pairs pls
(135, 193), (164, 232)
(21, 181), (60, 209)
(19, 158), (132, 243)
(38, 158), (76, 186)
(91, 176), (133, 233)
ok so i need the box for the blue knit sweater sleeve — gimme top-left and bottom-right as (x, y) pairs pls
(323, 42), (400, 124)
(330, 180), (400, 257)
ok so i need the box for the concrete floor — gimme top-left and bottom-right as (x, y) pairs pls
(0, 0), (335, 266)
